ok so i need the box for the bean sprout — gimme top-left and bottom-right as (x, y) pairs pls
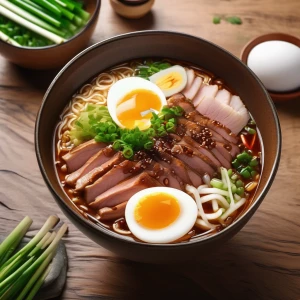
(186, 185), (216, 229)
(200, 194), (229, 209)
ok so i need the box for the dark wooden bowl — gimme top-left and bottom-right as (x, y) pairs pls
(35, 31), (281, 263)
(0, 0), (101, 70)
(240, 33), (300, 102)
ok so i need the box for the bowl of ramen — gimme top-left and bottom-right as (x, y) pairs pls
(35, 31), (281, 263)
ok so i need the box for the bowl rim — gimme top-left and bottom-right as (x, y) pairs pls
(0, 0), (101, 51)
(240, 32), (300, 101)
(35, 30), (282, 248)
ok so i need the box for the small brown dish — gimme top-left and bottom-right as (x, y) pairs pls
(109, 0), (154, 19)
(241, 33), (300, 102)
(0, 0), (101, 70)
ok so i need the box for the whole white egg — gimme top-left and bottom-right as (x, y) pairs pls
(247, 40), (300, 92)
(125, 187), (198, 244)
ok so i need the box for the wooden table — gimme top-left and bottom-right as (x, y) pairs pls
(1, 0), (300, 299)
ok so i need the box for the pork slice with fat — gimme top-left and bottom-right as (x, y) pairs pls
(85, 160), (141, 204)
(62, 139), (107, 172)
(89, 172), (161, 210)
(75, 152), (124, 191)
(146, 162), (183, 190)
(98, 201), (128, 221)
(182, 76), (203, 100)
(66, 146), (115, 186)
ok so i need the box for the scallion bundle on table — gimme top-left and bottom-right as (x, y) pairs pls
(0, 216), (68, 299)
(0, 0), (90, 47)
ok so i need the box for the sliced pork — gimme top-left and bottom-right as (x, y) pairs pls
(146, 162), (183, 190)
(85, 160), (141, 204)
(62, 140), (107, 172)
(167, 93), (195, 113)
(89, 173), (160, 210)
(187, 112), (238, 144)
(184, 69), (195, 90)
(170, 144), (217, 177)
(66, 146), (115, 186)
(196, 95), (249, 134)
(229, 95), (244, 111)
(173, 135), (222, 168)
(168, 94), (239, 144)
(153, 151), (193, 185)
(75, 152), (124, 191)
(182, 76), (202, 100)
(193, 84), (218, 107)
(98, 201), (128, 221)
(215, 89), (231, 105)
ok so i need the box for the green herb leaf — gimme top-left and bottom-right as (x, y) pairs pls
(136, 60), (172, 80)
(225, 16), (242, 25)
(213, 16), (221, 24)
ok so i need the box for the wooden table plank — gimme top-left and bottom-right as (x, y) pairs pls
(1, 0), (300, 299)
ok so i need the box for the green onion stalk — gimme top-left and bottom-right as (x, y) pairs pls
(0, 216), (68, 299)
(0, 0), (91, 46)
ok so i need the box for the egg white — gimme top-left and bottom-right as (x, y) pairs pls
(149, 65), (187, 97)
(125, 187), (198, 244)
(107, 77), (167, 129)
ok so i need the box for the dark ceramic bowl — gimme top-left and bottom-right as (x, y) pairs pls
(0, 0), (101, 70)
(240, 33), (300, 102)
(35, 31), (281, 263)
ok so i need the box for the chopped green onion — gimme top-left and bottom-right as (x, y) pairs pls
(210, 178), (224, 189)
(231, 184), (237, 194)
(249, 157), (258, 167)
(236, 151), (252, 164)
(0, 30), (21, 46)
(240, 167), (252, 179)
(244, 126), (256, 135)
(236, 179), (243, 188)
(236, 187), (245, 196)
(232, 158), (241, 169)
(231, 174), (238, 182)
(251, 170), (258, 178)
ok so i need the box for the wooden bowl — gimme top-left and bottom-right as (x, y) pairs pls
(241, 33), (300, 102)
(109, 0), (154, 19)
(36, 31), (281, 263)
(0, 0), (101, 70)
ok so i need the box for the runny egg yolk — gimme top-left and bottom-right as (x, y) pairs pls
(134, 192), (180, 229)
(154, 72), (182, 90)
(116, 89), (162, 130)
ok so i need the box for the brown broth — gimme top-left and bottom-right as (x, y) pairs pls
(54, 59), (262, 243)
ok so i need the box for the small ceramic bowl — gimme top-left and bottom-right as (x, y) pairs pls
(0, 0), (101, 70)
(110, 0), (154, 19)
(241, 33), (300, 102)
(36, 31), (281, 263)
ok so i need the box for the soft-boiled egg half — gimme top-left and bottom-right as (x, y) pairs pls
(149, 65), (187, 97)
(125, 187), (198, 244)
(107, 77), (167, 130)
